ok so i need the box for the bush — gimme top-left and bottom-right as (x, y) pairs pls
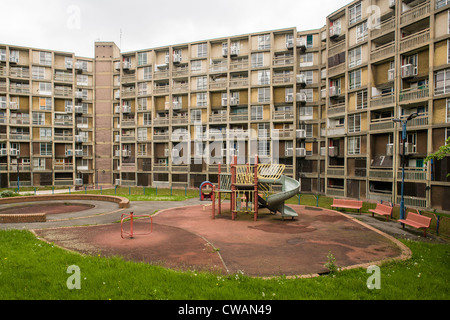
(0, 190), (18, 198)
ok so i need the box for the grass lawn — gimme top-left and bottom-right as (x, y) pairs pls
(0, 229), (448, 300)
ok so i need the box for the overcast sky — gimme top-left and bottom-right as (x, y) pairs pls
(1, 0), (351, 57)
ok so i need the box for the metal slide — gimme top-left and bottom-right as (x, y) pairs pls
(258, 175), (300, 219)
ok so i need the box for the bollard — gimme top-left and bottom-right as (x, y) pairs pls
(298, 194), (301, 205)
(129, 186), (131, 195)
(170, 186), (172, 196)
(85, 186), (87, 194)
(185, 186), (187, 197)
(316, 194), (319, 207)
(34, 187), (36, 195)
(52, 187), (54, 194)
(115, 185), (117, 195)
(100, 186), (102, 194)
(69, 187), (71, 194)
(155, 187), (157, 196)
(143, 187), (146, 195)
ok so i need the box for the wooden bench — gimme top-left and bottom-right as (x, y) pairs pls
(368, 203), (393, 221)
(331, 198), (363, 214)
(398, 211), (432, 237)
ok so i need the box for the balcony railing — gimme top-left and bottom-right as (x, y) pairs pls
(273, 56), (294, 66)
(369, 169), (393, 179)
(370, 118), (395, 131)
(272, 111), (294, 120)
(229, 78), (248, 88)
(370, 42), (395, 61)
(371, 17), (395, 39)
(403, 113), (429, 127)
(399, 28), (430, 52)
(370, 91), (395, 108)
(400, 1), (430, 26)
(397, 167), (427, 181)
(399, 86), (429, 103)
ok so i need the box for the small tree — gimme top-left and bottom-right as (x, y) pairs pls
(425, 137), (450, 177)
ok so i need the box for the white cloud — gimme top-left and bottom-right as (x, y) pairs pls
(0, 0), (351, 57)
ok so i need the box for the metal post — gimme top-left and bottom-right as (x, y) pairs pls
(129, 212), (134, 239)
(400, 122), (406, 221)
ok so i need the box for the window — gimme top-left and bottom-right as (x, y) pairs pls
(33, 158), (45, 170)
(348, 136), (361, 155)
(77, 75), (88, 86)
(39, 52), (52, 65)
(40, 143), (52, 156)
(143, 113), (151, 125)
(300, 71), (313, 84)
(258, 141), (270, 156)
(197, 92), (207, 106)
(191, 60), (202, 73)
(258, 70), (270, 85)
(143, 66), (152, 80)
(196, 76), (207, 90)
(437, 0), (450, 9)
(286, 34), (294, 48)
(0, 49), (6, 61)
(435, 68), (450, 95)
(39, 97), (52, 111)
(138, 52), (147, 66)
(299, 106), (313, 118)
(39, 82), (52, 95)
(448, 39), (450, 64)
(251, 105), (263, 120)
(306, 35), (313, 48)
(299, 123), (313, 138)
(39, 128), (52, 140)
(447, 99), (450, 123)
(191, 109), (202, 124)
(349, 2), (362, 25)
(348, 114), (361, 133)
(257, 87), (270, 103)
(251, 53), (264, 68)
(299, 53), (313, 67)
(356, 21), (368, 43)
(138, 82), (147, 96)
(258, 34), (271, 50)
(197, 43), (207, 58)
(356, 90), (368, 109)
(32, 112), (45, 125)
(0, 96), (6, 108)
(137, 128), (147, 141)
(299, 89), (313, 102)
(349, 69), (362, 90)
(402, 54), (418, 76)
(348, 46), (362, 68)
(32, 66), (46, 80)
(258, 123), (270, 138)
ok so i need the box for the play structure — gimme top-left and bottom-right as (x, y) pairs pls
(199, 181), (214, 201)
(121, 211), (153, 239)
(212, 155), (301, 221)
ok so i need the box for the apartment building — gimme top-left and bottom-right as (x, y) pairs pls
(0, 0), (449, 212)
(0, 45), (95, 188)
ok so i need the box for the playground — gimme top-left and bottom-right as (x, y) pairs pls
(0, 158), (410, 278)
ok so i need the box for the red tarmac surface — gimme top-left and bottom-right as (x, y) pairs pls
(34, 203), (410, 277)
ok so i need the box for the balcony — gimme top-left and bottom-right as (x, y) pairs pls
(399, 86), (429, 103)
(403, 112), (429, 127)
(370, 42), (395, 61)
(54, 134), (73, 142)
(229, 78), (248, 88)
(368, 169), (393, 179)
(371, 17), (395, 39)
(153, 132), (169, 141)
(400, 1), (431, 26)
(370, 91), (395, 108)
(399, 28), (430, 52)
(327, 103), (345, 117)
(397, 167), (427, 181)
(229, 59), (248, 71)
(273, 55), (294, 66)
(370, 118), (395, 131)
(54, 86), (73, 97)
(272, 73), (293, 84)
(327, 126), (345, 136)
(271, 129), (294, 139)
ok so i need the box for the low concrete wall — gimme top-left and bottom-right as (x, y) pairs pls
(0, 194), (130, 209)
(0, 213), (46, 223)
